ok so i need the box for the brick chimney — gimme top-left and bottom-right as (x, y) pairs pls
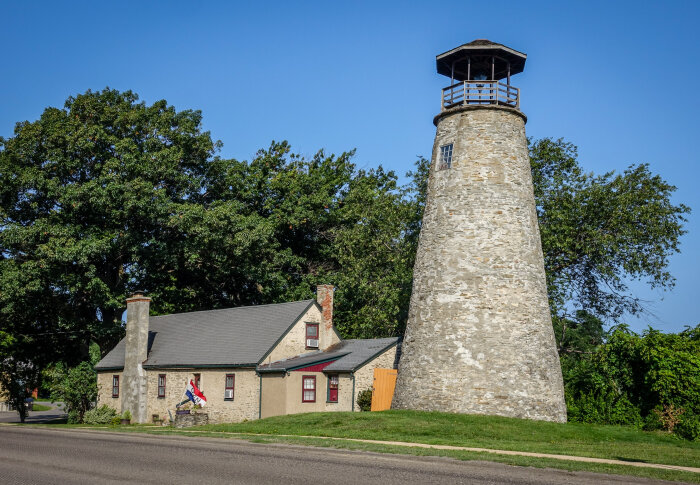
(316, 284), (339, 349)
(123, 291), (150, 424)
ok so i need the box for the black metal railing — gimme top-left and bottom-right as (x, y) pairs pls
(441, 81), (519, 111)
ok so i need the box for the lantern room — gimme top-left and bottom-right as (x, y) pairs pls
(436, 39), (527, 111)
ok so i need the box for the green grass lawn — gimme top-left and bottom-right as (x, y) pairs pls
(199, 410), (699, 468)
(31, 403), (52, 412)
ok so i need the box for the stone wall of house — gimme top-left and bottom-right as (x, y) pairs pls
(336, 374), (354, 412)
(392, 105), (567, 423)
(144, 368), (259, 424)
(353, 346), (398, 411)
(261, 306), (324, 365)
(97, 371), (123, 414)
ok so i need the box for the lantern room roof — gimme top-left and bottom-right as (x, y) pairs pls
(436, 39), (527, 81)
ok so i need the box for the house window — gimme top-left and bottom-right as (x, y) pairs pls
(302, 375), (316, 402)
(306, 323), (319, 349)
(112, 375), (119, 398)
(194, 373), (201, 390)
(327, 374), (338, 403)
(439, 143), (453, 170)
(224, 374), (235, 401)
(157, 374), (166, 398)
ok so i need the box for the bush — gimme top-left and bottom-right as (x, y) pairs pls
(675, 414), (700, 441)
(83, 405), (117, 425)
(110, 416), (122, 426)
(356, 389), (373, 412)
(44, 361), (97, 424)
(121, 409), (132, 420)
(566, 390), (642, 426)
(67, 410), (80, 424)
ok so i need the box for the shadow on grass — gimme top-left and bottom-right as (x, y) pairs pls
(614, 456), (650, 463)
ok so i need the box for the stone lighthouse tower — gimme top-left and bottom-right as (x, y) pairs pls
(392, 40), (566, 422)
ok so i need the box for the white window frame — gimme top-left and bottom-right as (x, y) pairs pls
(439, 143), (453, 170)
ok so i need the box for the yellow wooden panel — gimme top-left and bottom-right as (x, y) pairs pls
(371, 368), (398, 411)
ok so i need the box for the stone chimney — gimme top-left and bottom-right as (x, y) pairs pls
(122, 291), (150, 424)
(316, 285), (339, 349)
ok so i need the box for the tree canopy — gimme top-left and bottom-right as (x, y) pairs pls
(530, 138), (690, 325)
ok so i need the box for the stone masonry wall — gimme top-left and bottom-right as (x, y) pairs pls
(353, 346), (397, 411)
(261, 306), (324, 365)
(145, 368), (259, 424)
(392, 106), (566, 422)
(97, 371), (122, 414)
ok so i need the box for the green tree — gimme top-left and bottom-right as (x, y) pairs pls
(0, 88), (220, 361)
(44, 361), (98, 423)
(160, 142), (424, 338)
(530, 138), (690, 323)
(0, 346), (39, 423)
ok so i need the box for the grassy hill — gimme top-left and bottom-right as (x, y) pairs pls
(202, 410), (699, 471)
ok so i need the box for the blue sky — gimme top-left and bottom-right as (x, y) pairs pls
(2, 1), (698, 333)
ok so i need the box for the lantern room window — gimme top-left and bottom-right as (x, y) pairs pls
(439, 144), (453, 170)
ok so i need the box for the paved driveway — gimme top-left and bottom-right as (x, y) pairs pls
(0, 401), (66, 423)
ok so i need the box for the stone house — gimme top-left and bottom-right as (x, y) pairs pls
(95, 285), (399, 424)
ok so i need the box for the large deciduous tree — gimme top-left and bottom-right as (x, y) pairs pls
(0, 88), (219, 364)
(530, 138), (690, 326)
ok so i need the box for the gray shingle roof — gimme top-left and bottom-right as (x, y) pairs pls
(95, 300), (316, 370)
(257, 337), (399, 373)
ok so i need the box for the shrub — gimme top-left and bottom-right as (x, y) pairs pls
(652, 404), (685, 433)
(675, 414), (700, 441)
(356, 389), (373, 412)
(83, 405), (117, 425)
(566, 390), (642, 426)
(110, 416), (121, 426)
(121, 409), (132, 420)
(44, 361), (97, 424)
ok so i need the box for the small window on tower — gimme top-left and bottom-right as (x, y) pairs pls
(439, 143), (453, 170)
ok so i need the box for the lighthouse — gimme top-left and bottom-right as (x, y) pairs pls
(392, 40), (566, 422)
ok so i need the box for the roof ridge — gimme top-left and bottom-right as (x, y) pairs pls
(150, 299), (315, 320)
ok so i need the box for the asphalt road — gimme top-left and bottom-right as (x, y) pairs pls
(0, 427), (681, 485)
(0, 402), (66, 424)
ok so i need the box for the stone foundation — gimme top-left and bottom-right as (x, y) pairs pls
(174, 412), (209, 428)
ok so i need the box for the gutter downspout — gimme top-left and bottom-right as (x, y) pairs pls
(258, 373), (262, 419)
(351, 372), (356, 412)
